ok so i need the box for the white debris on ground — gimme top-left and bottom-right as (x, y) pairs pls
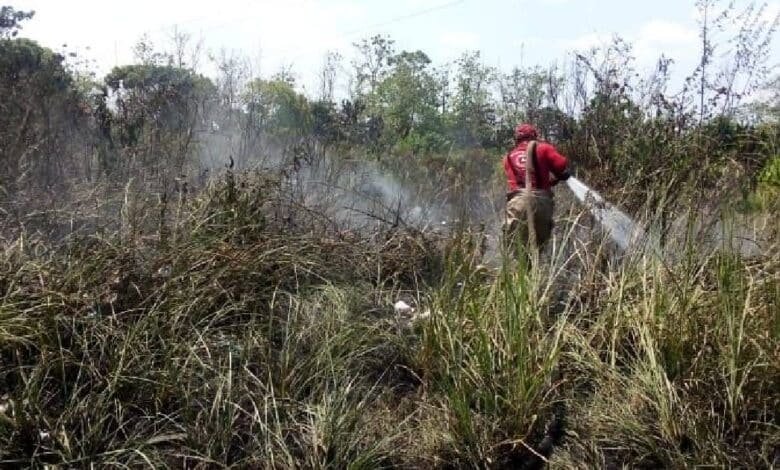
(393, 300), (433, 327)
(155, 265), (172, 279)
(394, 300), (414, 315)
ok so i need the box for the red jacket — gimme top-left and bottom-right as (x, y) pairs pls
(504, 141), (569, 192)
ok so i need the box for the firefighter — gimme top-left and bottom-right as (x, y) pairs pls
(503, 123), (571, 252)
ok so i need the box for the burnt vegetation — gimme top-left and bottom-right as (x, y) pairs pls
(0, 2), (779, 468)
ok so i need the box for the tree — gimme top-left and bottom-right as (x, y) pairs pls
(318, 50), (342, 102)
(0, 36), (84, 187)
(211, 48), (249, 119)
(449, 51), (497, 148)
(243, 78), (311, 138)
(372, 50), (445, 152)
(168, 26), (203, 71)
(105, 63), (216, 174)
(0, 6), (34, 39)
(310, 99), (340, 142)
(497, 66), (549, 134)
(434, 65), (451, 114)
(351, 35), (395, 97)
(713, 1), (779, 116)
(688, 0), (779, 123)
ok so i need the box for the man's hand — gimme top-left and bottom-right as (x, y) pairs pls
(550, 169), (570, 187)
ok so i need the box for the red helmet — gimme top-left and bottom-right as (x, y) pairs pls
(514, 123), (538, 142)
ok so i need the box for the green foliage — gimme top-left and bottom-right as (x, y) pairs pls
(244, 78), (312, 138)
(758, 154), (780, 186)
(0, 37), (83, 188)
(102, 64), (216, 174)
(418, 237), (564, 466)
(372, 50), (445, 153)
(745, 154), (780, 211)
(394, 130), (449, 155)
(310, 99), (341, 141)
(352, 34), (396, 97)
(0, 38), (70, 91)
(106, 63), (213, 94)
(449, 51), (497, 149)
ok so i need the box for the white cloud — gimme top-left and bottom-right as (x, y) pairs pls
(563, 20), (699, 67)
(565, 32), (613, 51)
(636, 20), (698, 46)
(566, 20), (696, 49)
(439, 31), (480, 49)
(634, 20), (698, 65)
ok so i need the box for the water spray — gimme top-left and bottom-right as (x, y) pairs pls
(565, 176), (648, 251)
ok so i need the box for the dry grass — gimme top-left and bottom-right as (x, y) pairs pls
(0, 167), (777, 469)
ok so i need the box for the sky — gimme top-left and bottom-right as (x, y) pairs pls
(9, 0), (780, 98)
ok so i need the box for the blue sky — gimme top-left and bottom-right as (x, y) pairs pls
(11, 0), (780, 97)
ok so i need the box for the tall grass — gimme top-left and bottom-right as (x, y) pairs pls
(0, 170), (777, 468)
(415, 233), (568, 467)
(552, 213), (779, 468)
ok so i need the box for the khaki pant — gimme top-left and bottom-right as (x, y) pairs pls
(504, 190), (554, 250)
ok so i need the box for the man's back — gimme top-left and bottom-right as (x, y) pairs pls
(504, 141), (569, 192)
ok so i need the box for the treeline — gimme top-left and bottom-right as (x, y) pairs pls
(1, 4), (779, 210)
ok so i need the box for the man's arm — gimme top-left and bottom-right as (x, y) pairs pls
(503, 153), (520, 190)
(539, 143), (570, 183)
